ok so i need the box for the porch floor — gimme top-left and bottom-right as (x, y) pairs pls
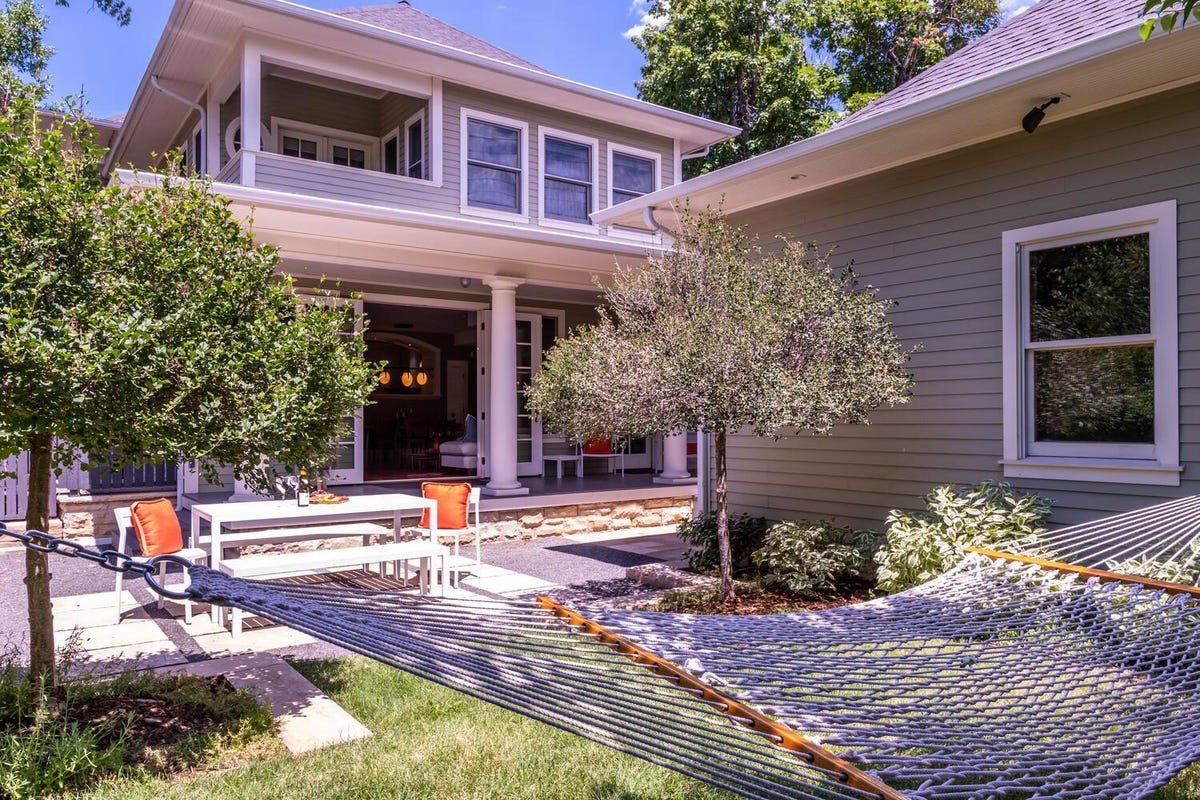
(183, 472), (696, 513)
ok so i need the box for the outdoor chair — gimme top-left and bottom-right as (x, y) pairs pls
(416, 482), (481, 586)
(112, 499), (208, 624)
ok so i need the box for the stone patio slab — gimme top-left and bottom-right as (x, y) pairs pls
(172, 652), (371, 754)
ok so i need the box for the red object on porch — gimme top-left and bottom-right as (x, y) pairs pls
(583, 438), (613, 455)
(420, 482), (471, 530)
(687, 443), (697, 455)
(129, 498), (184, 556)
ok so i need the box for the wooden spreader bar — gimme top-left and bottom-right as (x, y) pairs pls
(535, 596), (908, 800)
(966, 547), (1200, 599)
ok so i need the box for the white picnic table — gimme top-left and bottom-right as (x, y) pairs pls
(190, 492), (439, 625)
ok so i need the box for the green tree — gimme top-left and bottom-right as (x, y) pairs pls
(0, 94), (378, 684)
(808, 0), (1001, 109)
(631, 0), (841, 176)
(1141, 0), (1197, 37)
(528, 210), (912, 601)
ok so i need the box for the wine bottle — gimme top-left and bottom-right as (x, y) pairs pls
(297, 468), (310, 507)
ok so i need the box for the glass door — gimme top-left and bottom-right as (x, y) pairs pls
(476, 311), (543, 479)
(302, 294), (364, 485)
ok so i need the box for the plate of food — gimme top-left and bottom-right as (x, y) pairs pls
(309, 490), (349, 504)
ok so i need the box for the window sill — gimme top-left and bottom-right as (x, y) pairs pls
(538, 217), (599, 234)
(459, 205), (529, 224)
(1000, 457), (1182, 486)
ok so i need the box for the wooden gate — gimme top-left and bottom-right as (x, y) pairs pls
(0, 452), (28, 521)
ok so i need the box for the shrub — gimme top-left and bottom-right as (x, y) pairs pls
(753, 521), (883, 597)
(875, 481), (1051, 593)
(676, 512), (768, 575)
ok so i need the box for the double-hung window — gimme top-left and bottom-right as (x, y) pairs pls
(275, 119), (377, 171)
(406, 112), (425, 180)
(610, 148), (658, 206)
(463, 111), (526, 216)
(1002, 201), (1179, 485)
(540, 131), (596, 225)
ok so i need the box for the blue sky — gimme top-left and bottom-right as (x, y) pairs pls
(43, 0), (658, 119)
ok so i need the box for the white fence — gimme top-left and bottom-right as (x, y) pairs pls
(1, 452), (58, 522)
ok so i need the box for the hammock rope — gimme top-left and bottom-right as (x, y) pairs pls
(5, 495), (1200, 799)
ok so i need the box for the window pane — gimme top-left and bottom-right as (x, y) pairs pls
(333, 146), (366, 169)
(612, 189), (641, 206)
(1029, 233), (1150, 342)
(407, 121), (423, 178)
(545, 137), (590, 181)
(468, 120), (519, 168)
(545, 179), (589, 221)
(1034, 345), (1154, 443)
(384, 136), (399, 174)
(467, 164), (520, 211)
(612, 152), (654, 194)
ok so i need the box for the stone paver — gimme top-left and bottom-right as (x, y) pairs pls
(171, 652), (371, 755)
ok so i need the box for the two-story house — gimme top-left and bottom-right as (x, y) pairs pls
(0, 0), (738, 531)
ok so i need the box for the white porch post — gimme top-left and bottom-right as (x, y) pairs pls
(655, 432), (695, 485)
(239, 42), (261, 186)
(483, 277), (529, 496)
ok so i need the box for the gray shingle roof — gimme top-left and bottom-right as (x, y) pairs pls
(331, 3), (551, 74)
(840, 0), (1144, 125)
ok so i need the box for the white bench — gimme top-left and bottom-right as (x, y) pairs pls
(218, 539), (450, 636)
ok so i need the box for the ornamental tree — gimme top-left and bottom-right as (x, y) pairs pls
(0, 93), (378, 684)
(528, 210), (913, 601)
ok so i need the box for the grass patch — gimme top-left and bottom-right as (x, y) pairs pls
(0, 647), (273, 800)
(72, 656), (731, 800)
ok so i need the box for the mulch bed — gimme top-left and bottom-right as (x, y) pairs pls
(70, 675), (239, 751)
(651, 584), (875, 615)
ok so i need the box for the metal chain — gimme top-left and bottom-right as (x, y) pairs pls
(0, 522), (198, 600)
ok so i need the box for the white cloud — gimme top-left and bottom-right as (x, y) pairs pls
(623, 0), (667, 40)
(1001, 0), (1031, 17)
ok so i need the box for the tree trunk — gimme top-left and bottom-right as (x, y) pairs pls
(714, 430), (735, 603)
(23, 433), (57, 687)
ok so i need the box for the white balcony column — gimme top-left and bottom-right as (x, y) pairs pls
(655, 432), (696, 485)
(239, 42), (261, 186)
(483, 276), (530, 497)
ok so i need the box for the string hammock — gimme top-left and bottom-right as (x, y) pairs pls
(10, 495), (1200, 800)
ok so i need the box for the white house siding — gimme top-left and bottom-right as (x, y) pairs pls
(721, 83), (1200, 529)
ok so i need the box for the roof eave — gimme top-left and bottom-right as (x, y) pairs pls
(592, 18), (1174, 227)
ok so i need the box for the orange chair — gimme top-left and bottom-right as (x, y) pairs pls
(416, 482), (481, 587)
(111, 499), (207, 624)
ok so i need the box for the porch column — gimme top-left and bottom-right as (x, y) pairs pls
(239, 42), (261, 186)
(655, 432), (695, 485)
(483, 277), (530, 496)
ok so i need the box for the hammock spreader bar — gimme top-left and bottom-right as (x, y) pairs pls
(966, 547), (1200, 598)
(536, 596), (909, 800)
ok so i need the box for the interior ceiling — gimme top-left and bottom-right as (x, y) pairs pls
(363, 303), (473, 335)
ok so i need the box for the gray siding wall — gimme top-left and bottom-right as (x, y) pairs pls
(721, 83), (1200, 529)
(262, 77), (379, 138)
(443, 83), (677, 220)
(255, 154), (453, 212)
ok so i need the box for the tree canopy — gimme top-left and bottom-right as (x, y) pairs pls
(632, 0), (1000, 174)
(1140, 0), (1197, 37)
(632, 0), (841, 175)
(0, 92), (378, 682)
(528, 210), (912, 599)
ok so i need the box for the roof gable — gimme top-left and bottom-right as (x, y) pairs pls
(840, 0), (1144, 125)
(331, 3), (551, 74)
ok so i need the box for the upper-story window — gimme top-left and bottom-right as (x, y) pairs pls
(610, 147), (659, 206)
(406, 111), (425, 180)
(462, 109), (527, 217)
(1001, 200), (1179, 486)
(273, 119), (377, 171)
(540, 129), (597, 226)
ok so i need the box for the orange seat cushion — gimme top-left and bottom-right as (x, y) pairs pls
(420, 482), (471, 530)
(583, 438), (613, 455)
(129, 498), (183, 556)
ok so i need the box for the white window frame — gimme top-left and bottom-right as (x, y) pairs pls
(1001, 200), (1179, 486)
(223, 116), (273, 160)
(404, 109), (426, 180)
(537, 126), (599, 231)
(270, 117), (379, 171)
(381, 126), (401, 175)
(460, 107), (529, 223)
(181, 122), (203, 174)
(606, 143), (661, 209)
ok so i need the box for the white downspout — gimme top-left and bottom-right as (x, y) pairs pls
(150, 75), (205, 172)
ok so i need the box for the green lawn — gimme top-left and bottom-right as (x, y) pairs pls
(74, 657), (730, 800)
(69, 655), (1200, 800)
